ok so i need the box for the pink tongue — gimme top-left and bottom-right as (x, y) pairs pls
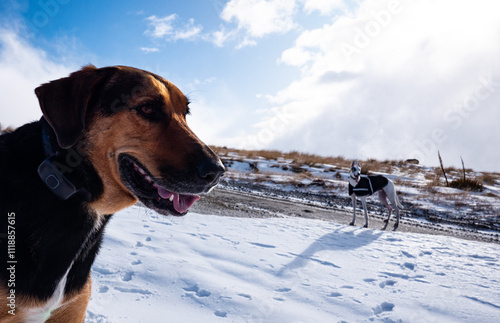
(157, 186), (200, 214)
(174, 194), (200, 214)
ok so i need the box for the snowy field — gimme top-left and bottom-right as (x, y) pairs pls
(86, 205), (500, 323)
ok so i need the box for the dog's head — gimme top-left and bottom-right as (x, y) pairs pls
(350, 160), (361, 182)
(35, 65), (225, 216)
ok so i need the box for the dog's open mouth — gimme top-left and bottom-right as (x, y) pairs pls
(118, 155), (200, 216)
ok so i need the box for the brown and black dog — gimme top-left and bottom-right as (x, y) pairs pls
(0, 65), (225, 322)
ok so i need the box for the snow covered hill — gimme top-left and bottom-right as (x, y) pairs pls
(86, 205), (500, 323)
(215, 148), (500, 234)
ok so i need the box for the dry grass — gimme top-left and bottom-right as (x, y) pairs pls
(481, 173), (499, 186)
(449, 178), (484, 192)
(211, 146), (348, 166)
(211, 146), (407, 172)
(424, 169), (444, 189)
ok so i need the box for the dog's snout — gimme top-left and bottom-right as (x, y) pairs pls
(197, 158), (225, 185)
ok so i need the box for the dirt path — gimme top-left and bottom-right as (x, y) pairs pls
(191, 187), (499, 244)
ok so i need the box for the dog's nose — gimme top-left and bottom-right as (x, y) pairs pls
(197, 158), (225, 185)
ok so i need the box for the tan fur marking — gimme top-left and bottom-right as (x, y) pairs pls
(46, 276), (92, 323)
(0, 275), (91, 322)
(0, 286), (43, 322)
(86, 73), (203, 215)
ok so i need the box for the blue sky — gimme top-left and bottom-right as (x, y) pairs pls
(1, 0), (500, 171)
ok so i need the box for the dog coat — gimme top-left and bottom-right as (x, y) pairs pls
(349, 175), (389, 197)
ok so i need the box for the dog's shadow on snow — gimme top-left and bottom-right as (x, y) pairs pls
(276, 227), (383, 277)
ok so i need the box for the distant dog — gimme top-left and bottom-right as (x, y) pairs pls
(348, 161), (403, 230)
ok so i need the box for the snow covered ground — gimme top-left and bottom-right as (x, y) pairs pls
(86, 205), (500, 323)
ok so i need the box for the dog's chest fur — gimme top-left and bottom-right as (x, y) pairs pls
(0, 122), (110, 301)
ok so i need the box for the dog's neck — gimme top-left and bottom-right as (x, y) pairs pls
(38, 118), (91, 201)
(348, 172), (359, 186)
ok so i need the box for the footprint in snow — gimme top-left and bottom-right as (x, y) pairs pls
(92, 267), (115, 275)
(328, 292), (342, 297)
(275, 287), (291, 293)
(340, 285), (354, 289)
(250, 242), (276, 249)
(183, 284), (212, 298)
(379, 280), (397, 288)
(122, 271), (134, 282)
(238, 293), (252, 300)
(114, 287), (152, 295)
(85, 310), (109, 323)
(401, 251), (416, 258)
(373, 302), (395, 315)
(214, 310), (227, 318)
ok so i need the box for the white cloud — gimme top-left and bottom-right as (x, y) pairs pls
(212, 0), (345, 48)
(279, 46), (313, 66)
(146, 14), (176, 38)
(143, 1), (339, 49)
(0, 29), (75, 128)
(221, 0), (298, 38)
(244, 0), (500, 171)
(145, 14), (202, 41)
(235, 37), (258, 49)
(300, 0), (345, 14)
(140, 47), (160, 53)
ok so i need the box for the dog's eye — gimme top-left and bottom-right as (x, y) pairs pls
(133, 101), (165, 122)
(134, 105), (159, 119)
(139, 106), (155, 115)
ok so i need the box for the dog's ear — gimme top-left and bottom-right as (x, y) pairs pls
(35, 65), (107, 149)
(351, 160), (355, 168)
(357, 161), (361, 168)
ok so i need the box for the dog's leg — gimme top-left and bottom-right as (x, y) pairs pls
(384, 181), (401, 231)
(393, 207), (400, 231)
(350, 195), (356, 226)
(378, 189), (392, 230)
(361, 197), (369, 228)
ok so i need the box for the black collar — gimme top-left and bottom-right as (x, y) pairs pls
(40, 117), (57, 156)
(38, 117), (88, 200)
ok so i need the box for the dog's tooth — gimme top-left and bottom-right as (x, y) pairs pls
(134, 164), (146, 175)
(145, 176), (152, 183)
(169, 195), (174, 202)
